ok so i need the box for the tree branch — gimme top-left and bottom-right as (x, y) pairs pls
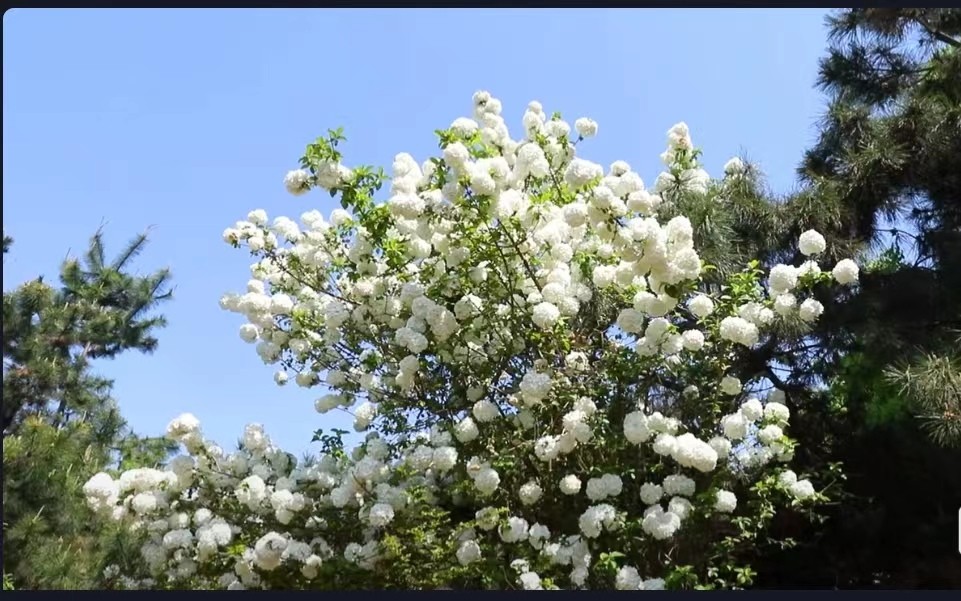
(916, 16), (961, 49)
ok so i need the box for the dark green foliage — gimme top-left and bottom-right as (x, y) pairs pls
(733, 9), (961, 589)
(800, 9), (961, 377)
(2, 228), (172, 434)
(747, 343), (961, 589)
(2, 230), (177, 589)
(669, 10), (961, 589)
(802, 8), (961, 448)
(3, 413), (172, 589)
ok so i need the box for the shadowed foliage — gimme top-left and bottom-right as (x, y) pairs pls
(736, 9), (961, 589)
(2, 229), (177, 589)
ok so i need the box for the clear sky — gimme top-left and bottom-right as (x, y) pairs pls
(3, 8), (833, 455)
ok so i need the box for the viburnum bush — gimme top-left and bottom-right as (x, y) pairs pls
(84, 92), (860, 590)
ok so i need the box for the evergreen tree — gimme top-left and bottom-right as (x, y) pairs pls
(2, 230), (176, 589)
(663, 10), (961, 588)
(802, 8), (961, 446)
(732, 9), (961, 588)
(2, 228), (172, 434)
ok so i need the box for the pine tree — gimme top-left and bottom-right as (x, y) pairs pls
(2, 229), (177, 589)
(724, 9), (961, 588)
(802, 8), (961, 445)
(664, 10), (961, 588)
(2, 228), (172, 434)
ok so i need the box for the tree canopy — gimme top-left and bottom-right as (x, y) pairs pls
(2, 230), (176, 589)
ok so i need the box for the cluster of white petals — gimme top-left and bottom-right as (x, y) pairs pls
(88, 92), (854, 591)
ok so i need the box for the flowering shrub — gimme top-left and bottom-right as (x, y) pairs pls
(84, 92), (859, 590)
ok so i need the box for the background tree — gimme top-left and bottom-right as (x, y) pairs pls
(2, 230), (177, 589)
(2, 229), (172, 434)
(803, 8), (961, 445)
(697, 9), (961, 589)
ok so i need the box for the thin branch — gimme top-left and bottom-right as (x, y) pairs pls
(915, 16), (961, 48)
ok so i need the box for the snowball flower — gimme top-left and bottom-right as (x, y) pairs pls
(724, 157), (746, 176)
(758, 424), (784, 445)
(472, 400), (500, 422)
(709, 436), (732, 457)
(798, 229), (827, 256)
(773, 293), (797, 316)
(719, 316), (759, 347)
(798, 298), (824, 322)
(578, 504), (617, 538)
(601, 474), (623, 497)
(769, 264), (799, 294)
(454, 417), (480, 443)
(518, 481), (543, 506)
(519, 371), (552, 406)
(130, 492), (158, 515)
(368, 503), (395, 528)
(353, 402), (377, 431)
(443, 141), (470, 167)
(283, 169), (310, 195)
(615, 566), (642, 590)
(721, 412), (749, 440)
(575, 117), (598, 138)
(687, 294), (715, 318)
(652, 433), (678, 457)
(585, 477), (610, 501)
(643, 579), (667, 590)
(253, 532), (287, 571)
(474, 468), (500, 495)
(642, 505), (681, 540)
(740, 397), (764, 421)
(564, 159), (603, 188)
(764, 402), (791, 423)
(269, 294), (294, 315)
(715, 490), (738, 513)
(639, 483), (664, 505)
(83, 473), (119, 510)
(778, 470), (798, 487)
(663, 474), (696, 497)
(456, 540), (482, 566)
(616, 308), (646, 334)
(623, 411), (652, 444)
(472, 508), (500, 532)
(832, 259), (859, 285)
(519, 572), (543, 590)
(450, 117), (479, 136)
(499, 517), (531, 545)
(720, 376), (742, 396)
(668, 496), (694, 520)
(789, 479), (816, 500)
(528, 523), (550, 549)
(531, 302), (561, 330)
(559, 474), (582, 495)
(672, 433), (719, 473)
(166, 413), (201, 441)
(681, 329), (705, 351)
(432, 446), (458, 471)
(799, 260), (822, 278)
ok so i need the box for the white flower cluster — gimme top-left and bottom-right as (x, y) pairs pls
(89, 92), (853, 590)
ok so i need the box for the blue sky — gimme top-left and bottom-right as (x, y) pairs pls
(3, 8), (832, 455)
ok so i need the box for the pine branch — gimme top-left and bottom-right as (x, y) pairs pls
(109, 231), (151, 272)
(85, 230), (106, 273)
(916, 16), (961, 48)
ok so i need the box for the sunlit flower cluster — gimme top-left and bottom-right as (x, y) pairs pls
(88, 91), (857, 590)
